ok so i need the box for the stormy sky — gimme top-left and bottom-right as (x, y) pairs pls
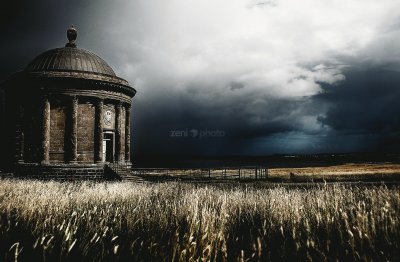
(1, 0), (400, 157)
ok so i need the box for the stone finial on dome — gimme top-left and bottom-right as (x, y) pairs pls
(66, 25), (77, 47)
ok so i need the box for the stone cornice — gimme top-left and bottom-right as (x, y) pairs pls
(24, 70), (129, 86)
(6, 71), (137, 98)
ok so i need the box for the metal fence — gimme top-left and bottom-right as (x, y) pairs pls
(130, 166), (269, 181)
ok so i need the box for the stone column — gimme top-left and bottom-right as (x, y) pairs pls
(125, 104), (131, 164)
(41, 97), (50, 164)
(94, 99), (104, 163)
(115, 103), (124, 163)
(69, 96), (78, 163)
(15, 104), (24, 163)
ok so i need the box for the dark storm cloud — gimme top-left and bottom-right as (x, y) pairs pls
(317, 68), (400, 132)
(133, 82), (329, 155)
(314, 68), (400, 152)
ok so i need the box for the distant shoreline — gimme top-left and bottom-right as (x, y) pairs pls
(133, 152), (400, 168)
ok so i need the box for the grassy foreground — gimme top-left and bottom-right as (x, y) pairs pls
(0, 180), (399, 261)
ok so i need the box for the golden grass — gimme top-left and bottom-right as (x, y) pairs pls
(0, 179), (399, 261)
(269, 163), (400, 180)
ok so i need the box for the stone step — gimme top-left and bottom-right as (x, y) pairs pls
(107, 165), (147, 182)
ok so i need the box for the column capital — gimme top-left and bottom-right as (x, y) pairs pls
(125, 103), (132, 110)
(115, 102), (123, 109)
(41, 95), (50, 102)
(95, 98), (104, 106)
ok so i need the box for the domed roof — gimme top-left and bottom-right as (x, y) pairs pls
(25, 47), (116, 77)
(24, 26), (122, 81)
(7, 26), (135, 97)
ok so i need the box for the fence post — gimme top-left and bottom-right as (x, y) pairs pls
(239, 168), (241, 179)
(255, 167), (258, 180)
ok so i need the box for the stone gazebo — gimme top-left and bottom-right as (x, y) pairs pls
(3, 27), (136, 179)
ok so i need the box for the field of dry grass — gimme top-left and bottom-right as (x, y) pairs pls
(0, 179), (399, 261)
(269, 163), (400, 181)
